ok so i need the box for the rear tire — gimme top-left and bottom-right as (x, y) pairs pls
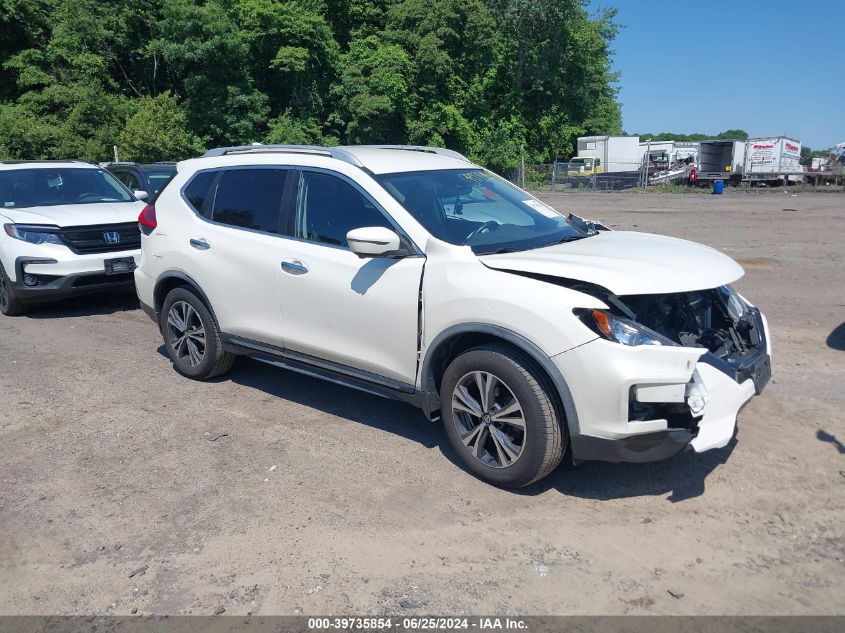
(440, 344), (566, 488)
(0, 262), (28, 316)
(160, 287), (234, 380)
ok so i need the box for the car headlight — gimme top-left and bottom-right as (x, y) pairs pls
(574, 308), (674, 347)
(3, 224), (64, 246)
(718, 284), (747, 322)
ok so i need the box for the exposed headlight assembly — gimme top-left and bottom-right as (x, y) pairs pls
(574, 308), (675, 347)
(718, 284), (748, 322)
(3, 224), (64, 246)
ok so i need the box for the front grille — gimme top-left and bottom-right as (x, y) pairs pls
(59, 222), (141, 254)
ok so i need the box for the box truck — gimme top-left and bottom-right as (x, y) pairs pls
(561, 156), (603, 176)
(743, 136), (802, 183)
(697, 140), (746, 182)
(639, 141), (699, 168)
(577, 135), (641, 173)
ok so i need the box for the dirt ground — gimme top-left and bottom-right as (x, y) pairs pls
(1, 190), (843, 616)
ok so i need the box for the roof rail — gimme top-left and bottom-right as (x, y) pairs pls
(1, 159), (91, 165)
(202, 144), (368, 170)
(353, 145), (471, 163)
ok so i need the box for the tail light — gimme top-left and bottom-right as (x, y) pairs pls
(138, 204), (157, 235)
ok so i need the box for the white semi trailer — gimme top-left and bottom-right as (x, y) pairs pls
(743, 136), (802, 183)
(577, 135), (641, 173)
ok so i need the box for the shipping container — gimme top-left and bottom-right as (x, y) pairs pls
(743, 136), (802, 183)
(577, 136), (641, 173)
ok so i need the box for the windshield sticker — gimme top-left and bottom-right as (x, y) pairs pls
(47, 176), (63, 188)
(522, 199), (559, 219)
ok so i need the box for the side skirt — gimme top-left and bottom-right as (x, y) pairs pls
(220, 334), (428, 410)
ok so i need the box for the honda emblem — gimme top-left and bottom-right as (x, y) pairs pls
(103, 231), (121, 245)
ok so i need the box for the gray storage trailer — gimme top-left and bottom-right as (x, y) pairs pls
(697, 140), (746, 182)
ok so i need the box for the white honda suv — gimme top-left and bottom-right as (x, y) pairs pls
(0, 160), (146, 315)
(135, 145), (771, 487)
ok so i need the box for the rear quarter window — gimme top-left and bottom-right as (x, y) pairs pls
(183, 171), (217, 218)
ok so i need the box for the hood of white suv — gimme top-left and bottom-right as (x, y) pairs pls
(1, 201), (144, 227)
(479, 230), (744, 295)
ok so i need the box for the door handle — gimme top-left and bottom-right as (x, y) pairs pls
(190, 238), (210, 250)
(281, 259), (308, 275)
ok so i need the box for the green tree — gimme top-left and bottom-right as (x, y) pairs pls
(118, 91), (198, 162)
(637, 129), (750, 142)
(0, 0), (624, 169)
(265, 110), (336, 145)
(146, 0), (268, 146)
(716, 129), (749, 140)
(331, 35), (412, 143)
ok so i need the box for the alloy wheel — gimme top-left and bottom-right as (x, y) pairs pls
(451, 371), (526, 469)
(166, 300), (206, 367)
(0, 273), (10, 311)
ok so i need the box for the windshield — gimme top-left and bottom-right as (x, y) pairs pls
(376, 168), (589, 254)
(0, 167), (134, 209)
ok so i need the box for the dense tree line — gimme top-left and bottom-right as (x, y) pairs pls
(633, 129), (750, 142)
(0, 0), (622, 171)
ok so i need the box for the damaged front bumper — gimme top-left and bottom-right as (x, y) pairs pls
(553, 309), (771, 464)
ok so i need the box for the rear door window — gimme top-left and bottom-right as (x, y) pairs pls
(212, 169), (288, 233)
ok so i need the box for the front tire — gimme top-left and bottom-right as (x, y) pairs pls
(0, 262), (28, 316)
(440, 344), (566, 488)
(160, 287), (234, 380)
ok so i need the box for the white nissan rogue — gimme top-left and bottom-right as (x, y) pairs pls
(0, 161), (146, 315)
(135, 145), (771, 487)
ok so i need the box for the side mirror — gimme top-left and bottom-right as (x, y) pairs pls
(347, 226), (404, 258)
(134, 190), (149, 201)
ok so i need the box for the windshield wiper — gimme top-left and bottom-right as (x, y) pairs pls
(480, 247), (521, 254)
(536, 234), (593, 249)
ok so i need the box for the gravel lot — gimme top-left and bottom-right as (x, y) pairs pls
(1, 190), (843, 616)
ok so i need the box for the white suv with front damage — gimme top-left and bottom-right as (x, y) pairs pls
(135, 145), (771, 487)
(0, 161), (146, 315)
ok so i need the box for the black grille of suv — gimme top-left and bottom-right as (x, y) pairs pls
(58, 222), (141, 254)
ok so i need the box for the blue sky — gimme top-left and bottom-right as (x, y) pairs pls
(595, 0), (845, 149)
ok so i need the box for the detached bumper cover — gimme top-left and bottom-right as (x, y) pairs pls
(688, 363), (755, 452)
(570, 429), (693, 463)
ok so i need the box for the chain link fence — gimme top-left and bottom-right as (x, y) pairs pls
(505, 159), (845, 193)
(506, 161), (650, 192)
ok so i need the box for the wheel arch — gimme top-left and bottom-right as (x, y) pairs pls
(153, 271), (220, 328)
(420, 323), (580, 438)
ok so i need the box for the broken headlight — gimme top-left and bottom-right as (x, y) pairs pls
(575, 308), (675, 347)
(719, 285), (748, 322)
